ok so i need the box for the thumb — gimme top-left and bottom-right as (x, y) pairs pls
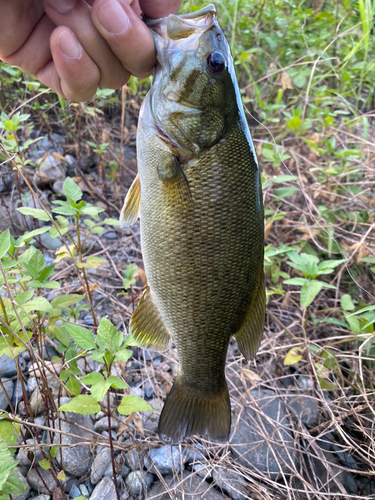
(139, 0), (182, 19)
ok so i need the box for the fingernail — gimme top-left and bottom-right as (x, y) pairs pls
(58, 30), (82, 59)
(45, 0), (77, 14)
(97, 0), (131, 35)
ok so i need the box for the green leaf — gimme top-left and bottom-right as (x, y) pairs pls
(284, 277), (307, 286)
(0, 439), (22, 491)
(102, 218), (120, 226)
(107, 376), (127, 389)
(346, 315), (361, 334)
(77, 257), (108, 269)
(300, 280), (324, 308)
(23, 297), (52, 314)
(273, 187), (298, 198)
(38, 459), (51, 470)
(341, 294), (355, 311)
(51, 294), (83, 309)
(63, 177), (82, 202)
(0, 420), (19, 455)
(29, 280), (61, 290)
(0, 230), (11, 259)
(58, 395), (100, 415)
(52, 205), (78, 216)
(123, 264), (138, 279)
(17, 226), (50, 244)
(288, 116), (302, 130)
(90, 380), (112, 402)
(97, 318), (123, 353)
(15, 290), (34, 306)
(50, 446), (58, 458)
(114, 349), (133, 363)
(81, 372), (104, 385)
(16, 207), (50, 222)
(117, 395), (154, 415)
(66, 376), (81, 396)
(64, 323), (96, 350)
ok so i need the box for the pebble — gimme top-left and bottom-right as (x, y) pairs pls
(0, 378), (14, 410)
(90, 476), (117, 500)
(84, 315), (95, 326)
(94, 416), (117, 433)
(0, 354), (17, 377)
(120, 489), (130, 500)
(122, 464), (131, 478)
(146, 446), (184, 475)
(12, 467), (30, 500)
(146, 472), (225, 500)
(79, 484), (90, 496)
(142, 398), (163, 434)
(38, 154), (67, 182)
(27, 376), (38, 393)
(143, 382), (154, 399)
(212, 467), (250, 500)
(288, 394), (320, 426)
(33, 496), (51, 500)
(27, 466), (56, 495)
(17, 438), (44, 466)
(54, 397), (93, 476)
(91, 449), (112, 485)
(104, 231), (117, 240)
(39, 231), (63, 250)
(125, 448), (144, 470)
(230, 388), (297, 478)
(125, 471), (154, 496)
(69, 483), (82, 498)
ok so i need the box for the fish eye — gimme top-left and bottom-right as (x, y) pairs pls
(206, 52), (226, 74)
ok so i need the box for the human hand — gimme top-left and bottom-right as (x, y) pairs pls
(0, 0), (182, 102)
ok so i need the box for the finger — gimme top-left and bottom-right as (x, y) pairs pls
(92, 0), (155, 79)
(139, 0), (182, 19)
(47, 27), (101, 101)
(0, 0), (44, 58)
(43, 0), (130, 89)
(1, 11), (55, 77)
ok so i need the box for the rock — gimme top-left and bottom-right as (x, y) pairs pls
(184, 444), (206, 463)
(288, 394), (320, 426)
(17, 438), (44, 466)
(33, 496), (51, 500)
(79, 484), (90, 496)
(146, 472), (225, 500)
(12, 467), (30, 500)
(94, 416), (119, 433)
(143, 382), (154, 399)
(39, 231), (63, 250)
(120, 489), (130, 500)
(91, 449), (112, 485)
(0, 206), (11, 233)
(54, 397), (93, 476)
(212, 467), (250, 500)
(90, 476), (117, 500)
(11, 379), (24, 408)
(69, 483), (81, 498)
(297, 376), (314, 391)
(28, 376), (38, 393)
(122, 464), (131, 478)
(37, 154), (67, 184)
(30, 376), (60, 415)
(146, 446), (184, 475)
(142, 398), (163, 433)
(52, 180), (65, 196)
(0, 378), (14, 410)
(13, 192), (44, 231)
(27, 466), (56, 495)
(125, 471), (154, 496)
(125, 448), (144, 470)
(104, 231), (117, 239)
(0, 354), (17, 377)
(230, 388), (296, 478)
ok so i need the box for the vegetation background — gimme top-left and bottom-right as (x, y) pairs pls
(0, 0), (374, 498)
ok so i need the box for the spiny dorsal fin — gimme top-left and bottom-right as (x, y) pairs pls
(120, 174), (141, 227)
(234, 271), (265, 360)
(130, 286), (171, 352)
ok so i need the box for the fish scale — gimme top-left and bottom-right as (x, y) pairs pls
(120, 4), (265, 444)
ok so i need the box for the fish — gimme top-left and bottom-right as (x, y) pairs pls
(120, 4), (265, 445)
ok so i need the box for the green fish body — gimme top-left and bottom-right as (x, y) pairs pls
(120, 4), (265, 444)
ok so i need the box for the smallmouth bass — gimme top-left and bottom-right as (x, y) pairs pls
(120, 4), (265, 444)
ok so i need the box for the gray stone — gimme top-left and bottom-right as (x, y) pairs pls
(12, 467), (30, 500)
(11, 379), (23, 408)
(17, 438), (44, 466)
(288, 395), (319, 426)
(90, 476), (117, 500)
(125, 448), (144, 470)
(142, 398), (162, 434)
(125, 471), (154, 496)
(184, 444), (206, 463)
(33, 496), (51, 500)
(94, 416), (120, 433)
(38, 154), (67, 183)
(120, 489), (130, 500)
(69, 483), (81, 498)
(39, 231), (63, 250)
(54, 397), (93, 476)
(230, 388), (297, 478)
(52, 180), (65, 196)
(27, 466), (56, 495)
(122, 464), (131, 478)
(91, 449), (112, 485)
(27, 376), (38, 393)
(0, 354), (17, 377)
(30, 376), (60, 415)
(0, 378), (14, 410)
(146, 446), (184, 475)
(212, 468), (250, 500)
(146, 472), (225, 500)
(79, 484), (90, 496)
(104, 231), (117, 240)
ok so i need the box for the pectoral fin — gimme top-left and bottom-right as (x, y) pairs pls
(120, 174), (141, 227)
(130, 286), (171, 352)
(234, 272), (266, 360)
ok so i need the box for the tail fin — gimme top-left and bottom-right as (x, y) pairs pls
(158, 376), (231, 444)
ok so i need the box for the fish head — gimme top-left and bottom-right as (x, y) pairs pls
(146, 5), (236, 158)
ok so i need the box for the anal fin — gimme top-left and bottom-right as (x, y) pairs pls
(130, 286), (171, 352)
(234, 272), (266, 360)
(120, 174), (141, 227)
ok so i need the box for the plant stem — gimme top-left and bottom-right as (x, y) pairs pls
(106, 390), (120, 500)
